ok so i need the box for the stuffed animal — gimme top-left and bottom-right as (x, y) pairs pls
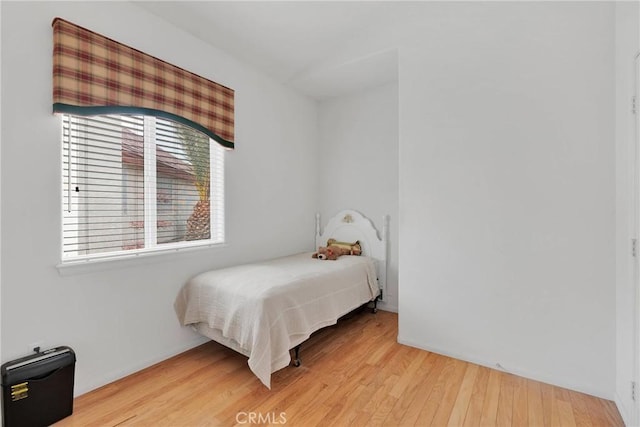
(312, 245), (350, 260)
(326, 239), (362, 256)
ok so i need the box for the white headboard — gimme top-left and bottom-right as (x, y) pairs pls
(315, 210), (388, 301)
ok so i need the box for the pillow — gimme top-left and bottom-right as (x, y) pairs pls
(326, 238), (362, 256)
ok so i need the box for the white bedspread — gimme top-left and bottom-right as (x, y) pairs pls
(174, 252), (379, 388)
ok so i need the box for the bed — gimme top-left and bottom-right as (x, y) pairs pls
(174, 210), (388, 388)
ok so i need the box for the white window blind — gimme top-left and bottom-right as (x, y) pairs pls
(62, 114), (224, 262)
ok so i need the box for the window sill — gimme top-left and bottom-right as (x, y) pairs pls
(56, 241), (227, 277)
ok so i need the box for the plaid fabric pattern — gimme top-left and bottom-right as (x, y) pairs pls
(52, 18), (234, 148)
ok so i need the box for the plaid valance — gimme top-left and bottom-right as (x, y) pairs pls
(52, 18), (235, 149)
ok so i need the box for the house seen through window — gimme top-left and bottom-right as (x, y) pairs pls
(62, 114), (225, 261)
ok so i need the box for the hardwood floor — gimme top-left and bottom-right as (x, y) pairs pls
(55, 310), (623, 426)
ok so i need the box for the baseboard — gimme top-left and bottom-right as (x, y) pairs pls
(74, 336), (208, 397)
(397, 336), (612, 401)
(377, 301), (398, 313)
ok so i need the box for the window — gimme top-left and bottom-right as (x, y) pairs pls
(61, 114), (224, 262)
(53, 18), (232, 266)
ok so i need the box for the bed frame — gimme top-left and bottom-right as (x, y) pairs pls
(190, 210), (389, 374)
(290, 210), (389, 366)
(315, 209), (388, 306)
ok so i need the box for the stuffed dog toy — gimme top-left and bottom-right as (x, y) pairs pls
(312, 245), (350, 260)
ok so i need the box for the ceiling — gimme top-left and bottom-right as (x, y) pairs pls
(133, 1), (401, 100)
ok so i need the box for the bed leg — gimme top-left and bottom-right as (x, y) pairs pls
(293, 345), (301, 367)
(372, 296), (379, 314)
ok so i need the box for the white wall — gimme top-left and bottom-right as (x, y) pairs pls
(317, 82), (399, 312)
(398, 2), (616, 399)
(0, 1), (318, 395)
(615, 1), (640, 424)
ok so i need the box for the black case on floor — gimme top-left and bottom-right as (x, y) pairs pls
(1, 347), (76, 427)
